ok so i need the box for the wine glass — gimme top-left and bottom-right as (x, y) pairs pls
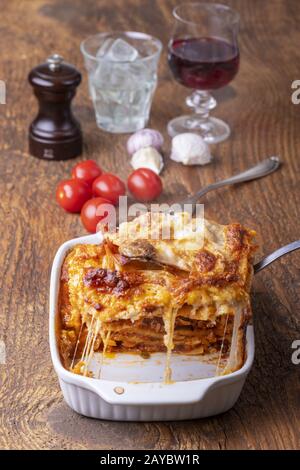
(167, 2), (240, 143)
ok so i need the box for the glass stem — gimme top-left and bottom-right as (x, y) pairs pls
(185, 90), (217, 129)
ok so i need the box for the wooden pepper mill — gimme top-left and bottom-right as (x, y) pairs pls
(28, 54), (82, 161)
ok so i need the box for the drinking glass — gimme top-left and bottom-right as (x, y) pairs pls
(81, 32), (162, 133)
(167, 2), (240, 143)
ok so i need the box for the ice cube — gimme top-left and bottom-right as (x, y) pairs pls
(96, 38), (115, 58)
(93, 61), (129, 89)
(128, 60), (151, 81)
(92, 38), (139, 88)
(106, 38), (139, 62)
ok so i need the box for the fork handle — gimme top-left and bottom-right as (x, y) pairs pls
(181, 156), (281, 206)
(254, 240), (300, 274)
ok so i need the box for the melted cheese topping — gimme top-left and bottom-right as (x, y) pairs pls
(58, 213), (257, 380)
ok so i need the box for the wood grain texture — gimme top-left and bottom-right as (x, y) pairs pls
(0, 0), (299, 450)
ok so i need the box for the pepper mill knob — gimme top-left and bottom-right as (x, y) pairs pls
(28, 54), (83, 161)
(47, 53), (64, 71)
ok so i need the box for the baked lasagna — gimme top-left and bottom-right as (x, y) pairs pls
(57, 212), (257, 381)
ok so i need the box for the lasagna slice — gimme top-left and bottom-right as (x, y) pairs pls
(58, 212), (257, 381)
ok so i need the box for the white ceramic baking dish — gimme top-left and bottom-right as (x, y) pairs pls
(49, 233), (254, 421)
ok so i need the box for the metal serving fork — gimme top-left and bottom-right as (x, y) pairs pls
(177, 156), (281, 208)
(254, 240), (300, 273)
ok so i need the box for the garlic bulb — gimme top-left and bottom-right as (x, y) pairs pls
(130, 146), (164, 174)
(127, 128), (164, 155)
(170, 133), (212, 165)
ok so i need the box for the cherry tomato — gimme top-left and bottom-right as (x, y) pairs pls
(80, 197), (112, 233)
(92, 173), (126, 206)
(71, 160), (102, 187)
(56, 179), (92, 213)
(127, 168), (162, 202)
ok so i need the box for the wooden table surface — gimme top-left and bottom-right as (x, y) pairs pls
(0, 0), (299, 450)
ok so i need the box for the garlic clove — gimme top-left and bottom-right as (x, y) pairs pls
(170, 133), (212, 166)
(127, 128), (164, 155)
(130, 146), (164, 174)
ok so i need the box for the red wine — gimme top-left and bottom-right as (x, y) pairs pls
(168, 37), (239, 90)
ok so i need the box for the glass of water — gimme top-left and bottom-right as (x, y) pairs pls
(81, 32), (162, 133)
